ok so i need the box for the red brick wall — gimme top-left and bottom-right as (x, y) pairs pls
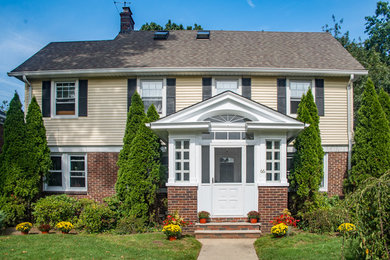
(327, 152), (347, 197)
(167, 186), (197, 232)
(258, 186), (288, 233)
(71, 152), (118, 202)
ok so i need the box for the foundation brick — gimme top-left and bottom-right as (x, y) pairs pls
(327, 152), (347, 197)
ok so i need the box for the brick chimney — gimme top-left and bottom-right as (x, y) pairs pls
(120, 6), (135, 33)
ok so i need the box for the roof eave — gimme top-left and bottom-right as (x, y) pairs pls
(8, 67), (368, 81)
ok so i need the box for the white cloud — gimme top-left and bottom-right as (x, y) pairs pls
(247, 0), (255, 8)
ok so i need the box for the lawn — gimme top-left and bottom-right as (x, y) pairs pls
(0, 232), (201, 259)
(254, 232), (356, 260)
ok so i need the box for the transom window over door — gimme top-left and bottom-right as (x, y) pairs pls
(289, 80), (312, 114)
(55, 82), (76, 115)
(215, 80), (239, 95)
(140, 80), (163, 114)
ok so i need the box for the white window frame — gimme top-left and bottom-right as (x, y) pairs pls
(44, 153), (88, 192)
(265, 139), (282, 182)
(286, 79), (315, 116)
(319, 153), (329, 192)
(212, 78), (241, 96)
(51, 80), (79, 119)
(138, 78), (166, 117)
(174, 139), (191, 182)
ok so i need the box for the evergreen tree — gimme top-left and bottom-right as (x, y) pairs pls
(146, 104), (160, 123)
(121, 120), (161, 221)
(289, 93), (323, 214)
(25, 96), (51, 199)
(378, 88), (390, 124)
(116, 92), (146, 201)
(346, 78), (390, 192)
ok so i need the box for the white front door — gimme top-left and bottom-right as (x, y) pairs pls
(212, 148), (244, 216)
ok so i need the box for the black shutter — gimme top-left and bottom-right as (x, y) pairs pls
(202, 77), (212, 100)
(277, 78), (287, 114)
(242, 78), (251, 99)
(42, 81), (51, 117)
(166, 78), (176, 115)
(78, 80), (88, 117)
(315, 79), (325, 116)
(127, 79), (137, 112)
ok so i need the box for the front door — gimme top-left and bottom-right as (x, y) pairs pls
(212, 148), (244, 216)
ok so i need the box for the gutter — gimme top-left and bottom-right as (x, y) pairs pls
(8, 67), (369, 80)
(22, 75), (32, 105)
(347, 74), (354, 171)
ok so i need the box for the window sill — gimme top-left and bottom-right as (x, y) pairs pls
(44, 190), (88, 195)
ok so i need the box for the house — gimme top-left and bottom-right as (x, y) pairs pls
(8, 6), (367, 234)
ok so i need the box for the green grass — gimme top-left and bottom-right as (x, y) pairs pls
(0, 233), (201, 259)
(254, 232), (356, 260)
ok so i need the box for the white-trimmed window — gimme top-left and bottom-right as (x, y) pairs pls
(55, 82), (76, 116)
(175, 140), (190, 182)
(140, 80), (164, 115)
(266, 140), (281, 182)
(45, 154), (87, 192)
(214, 79), (240, 95)
(320, 153), (329, 192)
(288, 80), (313, 114)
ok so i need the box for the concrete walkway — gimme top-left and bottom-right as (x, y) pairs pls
(197, 239), (258, 260)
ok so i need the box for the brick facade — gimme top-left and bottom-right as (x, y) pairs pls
(327, 152), (348, 197)
(167, 186), (197, 232)
(70, 152), (118, 202)
(258, 186), (288, 233)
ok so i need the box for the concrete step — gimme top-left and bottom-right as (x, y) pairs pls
(195, 222), (261, 231)
(195, 230), (262, 239)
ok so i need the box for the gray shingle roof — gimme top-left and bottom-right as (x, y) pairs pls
(10, 30), (365, 73)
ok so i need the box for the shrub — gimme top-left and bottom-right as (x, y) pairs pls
(78, 203), (117, 233)
(0, 195), (27, 226)
(0, 210), (5, 229)
(32, 195), (78, 225)
(116, 215), (147, 234)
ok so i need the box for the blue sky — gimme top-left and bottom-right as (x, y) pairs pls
(0, 0), (379, 105)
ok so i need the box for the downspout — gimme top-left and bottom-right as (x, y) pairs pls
(22, 75), (32, 106)
(347, 74), (354, 171)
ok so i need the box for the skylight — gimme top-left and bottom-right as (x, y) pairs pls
(154, 31), (169, 40)
(197, 30), (210, 39)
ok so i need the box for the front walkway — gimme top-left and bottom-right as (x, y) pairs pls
(197, 239), (258, 260)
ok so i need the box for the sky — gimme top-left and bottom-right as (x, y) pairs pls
(0, 0), (380, 106)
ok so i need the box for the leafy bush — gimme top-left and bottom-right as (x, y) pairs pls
(116, 215), (146, 234)
(302, 206), (350, 234)
(0, 210), (6, 229)
(32, 195), (78, 225)
(78, 203), (117, 233)
(0, 195), (27, 226)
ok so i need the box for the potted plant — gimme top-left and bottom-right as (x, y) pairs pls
(56, 221), (73, 234)
(16, 222), (32, 235)
(162, 224), (182, 241)
(198, 211), (210, 224)
(247, 211), (260, 223)
(38, 224), (51, 234)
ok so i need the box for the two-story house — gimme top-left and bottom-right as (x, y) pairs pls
(8, 7), (367, 233)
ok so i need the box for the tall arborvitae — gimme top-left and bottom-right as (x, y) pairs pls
(25, 96), (51, 199)
(116, 92), (146, 201)
(0, 93), (29, 196)
(289, 93), (322, 214)
(346, 78), (390, 192)
(378, 88), (390, 124)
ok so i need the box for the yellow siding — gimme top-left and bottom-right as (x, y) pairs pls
(29, 76), (349, 147)
(31, 78), (128, 146)
(320, 78), (349, 145)
(176, 76), (202, 111)
(251, 76), (278, 109)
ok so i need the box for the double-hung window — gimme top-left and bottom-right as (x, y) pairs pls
(140, 80), (164, 114)
(289, 80), (312, 114)
(55, 82), (76, 115)
(175, 140), (190, 182)
(266, 140), (281, 182)
(45, 154), (87, 192)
